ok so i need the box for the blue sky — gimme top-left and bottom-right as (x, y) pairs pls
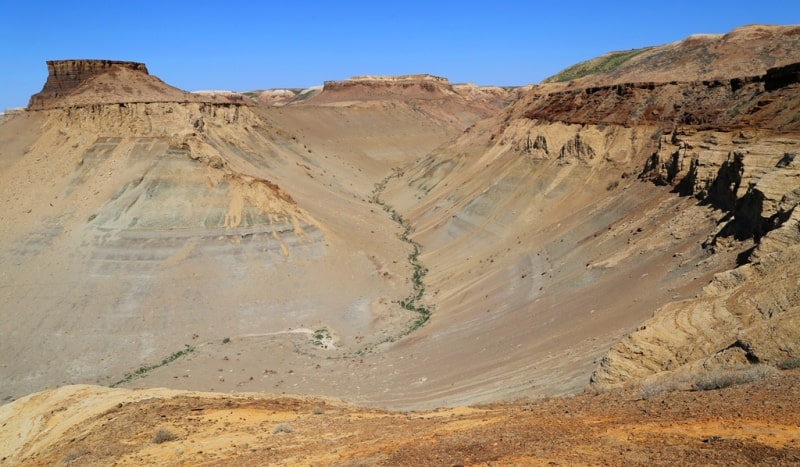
(1, 1), (799, 110)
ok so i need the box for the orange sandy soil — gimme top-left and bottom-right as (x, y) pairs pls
(6, 369), (799, 466)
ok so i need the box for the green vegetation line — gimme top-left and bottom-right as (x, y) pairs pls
(371, 170), (431, 331)
(110, 344), (195, 388)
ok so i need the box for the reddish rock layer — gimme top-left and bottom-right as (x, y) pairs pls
(520, 62), (800, 131)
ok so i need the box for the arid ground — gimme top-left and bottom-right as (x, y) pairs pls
(1, 24), (799, 465)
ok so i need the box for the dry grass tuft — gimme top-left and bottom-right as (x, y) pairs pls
(272, 423), (293, 434)
(152, 427), (178, 444)
(692, 364), (777, 391)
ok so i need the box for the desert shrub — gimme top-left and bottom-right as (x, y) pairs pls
(111, 344), (195, 387)
(778, 357), (800, 370)
(152, 428), (178, 444)
(222, 337), (230, 344)
(272, 423), (293, 434)
(692, 364), (777, 391)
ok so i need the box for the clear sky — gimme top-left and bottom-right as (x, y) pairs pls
(1, 1), (799, 110)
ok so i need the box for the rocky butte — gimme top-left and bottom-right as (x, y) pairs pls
(27, 60), (149, 110)
(27, 59), (248, 110)
(0, 24), (799, 465)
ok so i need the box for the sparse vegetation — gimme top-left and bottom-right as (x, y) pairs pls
(329, 169), (434, 358)
(778, 356), (800, 370)
(692, 364), (777, 391)
(110, 344), (195, 387)
(311, 327), (333, 348)
(606, 180), (619, 191)
(633, 364), (782, 398)
(543, 47), (653, 83)
(371, 170), (432, 332)
(152, 428), (178, 444)
(222, 337), (230, 344)
(272, 423), (293, 434)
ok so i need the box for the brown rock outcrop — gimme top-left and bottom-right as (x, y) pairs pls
(27, 59), (248, 110)
(28, 60), (148, 110)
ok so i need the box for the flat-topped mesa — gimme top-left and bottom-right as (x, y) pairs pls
(324, 74), (450, 90)
(311, 74), (456, 102)
(27, 59), (248, 110)
(28, 60), (147, 109)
